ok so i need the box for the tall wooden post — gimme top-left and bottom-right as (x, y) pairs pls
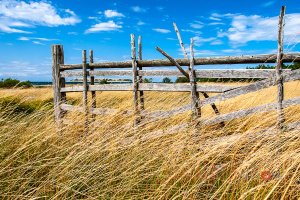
(138, 36), (145, 111)
(189, 38), (201, 119)
(90, 50), (96, 121)
(52, 45), (65, 125)
(131, 34), (139, 126)
(276, 6), (286, 129)
(173, 22), (222, 122)
(82, 50), (89, 135)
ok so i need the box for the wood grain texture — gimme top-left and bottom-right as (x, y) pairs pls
(61, 83), (237, 92)
(60, 53), (300, 70)
(90, 50), (96, 120)
(82, 50), (89, 135)
(276, 6), (286, 129)
(156, 46), (190, 78)
(173, 22), (189, 59)
(61, 69), (291, 78)
(189, 38), (200, 119)
(52, 45), (65, 124)
(138, 36), (145, 111)
(131, 34), (139, 126)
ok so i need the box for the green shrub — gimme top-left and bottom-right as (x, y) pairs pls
(162, 77), (172, 83)
(143, 78), (153, 83)
(0, 78), (32, 88)
(175, 77), (189, 83)
(99, 79), (109, 84)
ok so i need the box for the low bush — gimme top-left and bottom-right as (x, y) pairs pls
(0, 78), (32, 88)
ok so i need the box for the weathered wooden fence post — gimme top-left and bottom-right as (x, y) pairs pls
(52, 45), (66, 126)
(82, 50), (89, 135)
(189, 38), (201, 119)
(131, 34), (139, 126)
(173, 22), (222, 124)
(138, 36), (145, 111)
(90, 50), (96, 121)
(276, 6), (286, 129)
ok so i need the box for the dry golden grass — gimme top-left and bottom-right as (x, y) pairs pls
(0, 81), (300, 199)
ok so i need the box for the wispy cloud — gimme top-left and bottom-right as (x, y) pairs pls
(190, 20), (204, 29)
(0, 0), (81, 33)
(153, 28), (171, 33)
(104, 10), (125, 18)
(137, 20), (145, 26)
(85, 20), (122, 33)
(131, 6), (147, 13)
(262, 1), (275, 7)
(18, 37), (58, 42)
(32, 41), (45, 45)
(193, 36), (222, 46)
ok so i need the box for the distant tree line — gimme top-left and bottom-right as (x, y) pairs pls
(0, 78), (32, 88)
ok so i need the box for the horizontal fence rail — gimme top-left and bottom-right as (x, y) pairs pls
(143, 68), (300, 119)
(60, 83), (238, 93)
(61, 69), (292, 78)
(60, 53), (300, 70)
(203, 96), (300, 125)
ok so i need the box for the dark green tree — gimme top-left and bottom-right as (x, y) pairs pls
(162, 77), (172, 83)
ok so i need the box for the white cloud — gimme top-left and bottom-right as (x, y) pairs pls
(262, 1), (275, 7)
(153, 28), (171, 34)
(18, 37), (57, 41)
(224, 13), (300, 45)
(190, 21), (204, 29)
(137, 20), (145, 26)
(104, 10), (125, 18)
(0, 0), (81, 33)
(209, 16), (222, 21)
(67, 32), (78, 35)
(85, 20), (122, 33)
(193, 36), (222, 46)
(131, 6), (147, 13)
(181, 29), (202, 35)
(18, 36), (30, 41)
(210, 40), (223, 45)
(208, 22), (225, 26)
(32, 41), (45, 45)
(88, 16), (98, 20)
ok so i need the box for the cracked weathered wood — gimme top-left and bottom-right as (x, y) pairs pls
(138, 36), (145, 111)
(189, 38), (200, 119)
(173, 22), (189, 59)
(276, 6), (286, 129)
(82, 50), (89, 135)
(89, 50), (96, 121)
(203, 96), (300, 125)
(61, 69), (291, 78)
(131, 34), (139, 126)
(52, 45), (65, 125)
(61, 83), (237, 93)
(156, 46), (190, 78)
(60, 53), (300, 70)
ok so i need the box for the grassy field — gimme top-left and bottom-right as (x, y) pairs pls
(0, 81), (300, 199)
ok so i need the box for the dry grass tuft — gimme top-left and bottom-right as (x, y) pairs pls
(0, 81), (299, 199)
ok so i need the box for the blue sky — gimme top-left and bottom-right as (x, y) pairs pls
(0, 0), (300, 81)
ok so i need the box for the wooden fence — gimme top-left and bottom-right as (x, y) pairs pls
(52, 6), (300, 131)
